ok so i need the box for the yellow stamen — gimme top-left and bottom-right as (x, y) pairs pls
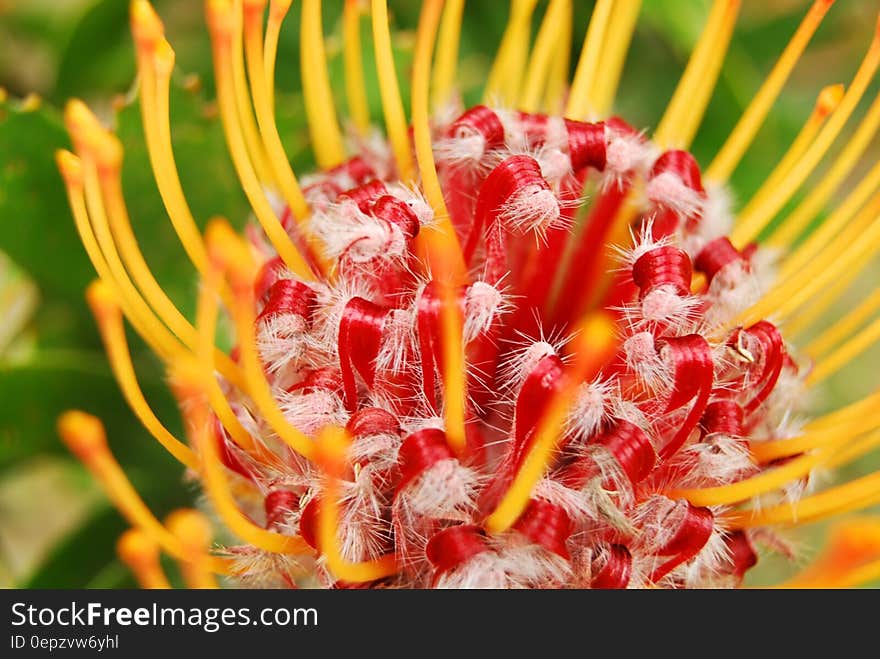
(371, 0), (416, 183)
(807, 389), (880, 433)
(431, 0), (465, 111)
(413, 0), (469, 455)
(179, 372), (309, 554)
(484, 0), (539, 106)
(131, 5), (214, 285)
(565, 0), (615, 120)
(732, 23), (880, 248)
(58, 411), (186, 560)
(806, 288), (880, 359)
(58, 149), (179, 363)
(264, 0), (292, 108)
(654, 0), (740, 149)
(86, 280), (199, 471)
(728, 445), (880, 529)
(808, 313), (880, 385)
(117, 528), (172, 589)
(782, 517), (880, 588)
(542, 0), (572, 114)
(316, 426), (398, 583)
(166, 509), (220, 588)
(520, 0), (571, 114)
(824, 555), (880, 588)
(343, 0), (372, 135)
(746, 84), (845, 240)
(705, 0), (835, 183)
(301, 0), (347, 169)
(588, 0), (641, 118)
(671, 448), (831, 507)
(230, 0), (276, 185)
(486, 312), (617, 534)
(207, 0), (314, 279)
(765, 87), (880, 252)
(205, 220), (318, 461)
(243, 0), (326, 271)
(750, 411), (880, 464)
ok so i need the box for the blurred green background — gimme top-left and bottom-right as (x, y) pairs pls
(0, 0), (878, 587)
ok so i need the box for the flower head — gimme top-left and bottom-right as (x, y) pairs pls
(56, 0), (880, 588)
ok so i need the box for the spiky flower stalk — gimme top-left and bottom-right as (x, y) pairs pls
(55, 0), (880, 588)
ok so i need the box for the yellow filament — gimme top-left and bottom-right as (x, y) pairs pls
(204, 220), (318, 461)
(732, 85), (843, 239)
(565, 0), (615, 120)
(653, 0), (738, 149)
(729, 456), (880, 529)
(520, 0), (571, 113)
(117, 528), (172, 589)
(166, 509), (220, 589)
(59, 150), (179, 363)
(750, 412), (880, 464)
(744, 204), (880, 329)
(343, 0), (371, 134)
(301, 0), (347, 169)
(824, 429), (880, 471)
(784, 247), (874, 337)
(807, 389), (880, 433)
(371, 0), (416, 183)
(85, 126), (246, 390)
(87, 281), (199, 471)
(670, 448), (831, 507)
(809, 314), (880, 385)
(588, 0), (641, 118)
(58, 411), (187, 560)
(431, 0), (465, 111)
(484, 0), (539, 105)
(766, 88), (880, 251)
(229, 0), (276, 186)
(542, 0), (572, 114)
(207, 5), (313, 279)
(706, 0), (835, 183)
(316, 426), (398, 582)
(413, 0), (469, 454)
(242, 1), (322, 258)
(732, 29), (880, 247)
(264, 0), (292, 108)
(486, 313), (617, 533)
(779, 165), (880, 287)
(806, 288), (880, 358)
(188, 385), (310, 554)
(826, 556), (880, 588)
(782, 518), (880, 588)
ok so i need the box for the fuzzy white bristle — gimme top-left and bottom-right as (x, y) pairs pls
(463, 281), (504, 342)
(501, 186), (562, 235)
(646, 170), (705, 217)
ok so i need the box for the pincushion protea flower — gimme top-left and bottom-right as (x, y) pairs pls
(53, 0), (880, 589)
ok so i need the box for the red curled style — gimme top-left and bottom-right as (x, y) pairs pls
(370, 195), (420, 239)
(650, 150), (706, 194)
(264, 489), (299, 530)
(514, 354), (565, 448)
(254, 256), (286, 301)
(339, 179), (388, 213)
(565, 119), (607, 172)
(332, 155), (376, 186)
(287, 367), (344, 395)
(425, 525), (490, 574)
(396, 428), (455, 492)
(212, 417), (254, 482)
(596, 420), (657, 485)
(632, 246), (693, 298)
(467, 155), (552, 266)
(256, 278), (316, 325)
(513, 498), (573, 559)
(346, 407), (401, 439)
(591, 544), (633, 589)
(700, 400), (744, 438)
(338, 297), (390, 411)
(448, 104), (505, 148)
(298, 495), (319, 549)
(695, 236), (746, 284)
(657, 334), (715, 461)
(721, 531), (758, 581)
(650, 503), (714, 583)
(739, 321), (785, 416)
